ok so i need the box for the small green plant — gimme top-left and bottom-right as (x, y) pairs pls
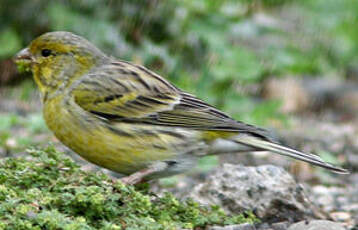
(0, 146), (258, 230)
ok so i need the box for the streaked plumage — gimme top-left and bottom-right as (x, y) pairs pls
(15, 32), (348, 184)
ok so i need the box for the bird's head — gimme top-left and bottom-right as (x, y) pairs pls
(14, 31), (109, 96)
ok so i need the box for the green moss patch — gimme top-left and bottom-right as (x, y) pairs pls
(0, 146), (257, 230)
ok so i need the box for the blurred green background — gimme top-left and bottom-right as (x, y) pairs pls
(0, 0), (357, 161)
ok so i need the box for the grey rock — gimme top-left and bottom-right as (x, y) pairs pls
(207, 223), (255, 230)
(255, 223), (271, 230)
(309, 183), (358, 225)
(271, 221), (291, 230)
(287, 220), (345, 230)
(187, 164), (320, 221)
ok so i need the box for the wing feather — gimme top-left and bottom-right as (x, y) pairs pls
(71, 61), (269, 138)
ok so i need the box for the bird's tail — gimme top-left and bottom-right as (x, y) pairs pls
(233, 135), (349, 174)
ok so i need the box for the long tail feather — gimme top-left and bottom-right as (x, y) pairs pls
(234, 135), (349, 174)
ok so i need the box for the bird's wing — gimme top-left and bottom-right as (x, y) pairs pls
(71, 61), (267, 136)
(71, 61), (348, 174)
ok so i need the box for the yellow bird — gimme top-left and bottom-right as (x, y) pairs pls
(14, 32), (348, 184)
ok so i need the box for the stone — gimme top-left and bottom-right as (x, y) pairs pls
(287, 220), (345, 230)
(271, 221), (291, 230)
(186, 164), (320, 222)
(207, 223), (255, 230)
(330, 212), (351, 222)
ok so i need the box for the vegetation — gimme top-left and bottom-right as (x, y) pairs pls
(0, 146), (258, 230)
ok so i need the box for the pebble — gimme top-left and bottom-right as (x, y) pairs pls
(330, 212), (351, 222)
(287, 220), (345, 230)
(206, 223), (255, 230)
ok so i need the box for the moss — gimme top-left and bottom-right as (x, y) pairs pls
(0, 146), (258, 230)
(14, 59), (32, 73)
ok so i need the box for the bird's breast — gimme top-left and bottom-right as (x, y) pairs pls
(42, 95), (205, 175)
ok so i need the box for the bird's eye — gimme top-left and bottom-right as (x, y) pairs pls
(41, 49), (52, 57)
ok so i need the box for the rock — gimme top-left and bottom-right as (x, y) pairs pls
(287, 220), (345, 230)
(330, 212), (351, 222)
(255, 221), (291, 230)
(310, 185), (353, 213)
(186, 164), (321, 221)
(207, 223), (255, 230)
(255, 223), (271, 230)
(308, 184), (357, 228)
(310, 185), (342, 213)
(270, 221), (291, 230)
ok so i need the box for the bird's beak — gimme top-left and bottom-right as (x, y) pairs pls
(14, 48), (33, 62)
(14, 48), (34, 72)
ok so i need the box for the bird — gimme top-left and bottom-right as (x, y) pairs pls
(14, 31), (348, 184)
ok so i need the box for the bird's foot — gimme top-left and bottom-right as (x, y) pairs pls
(119, 168), (155, 185)
(120, 162), (169, 185)
(120, 175), (144, 185)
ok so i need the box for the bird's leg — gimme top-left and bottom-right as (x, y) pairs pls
(120, 162), (168, 185)
(120, 168), (155, 185)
